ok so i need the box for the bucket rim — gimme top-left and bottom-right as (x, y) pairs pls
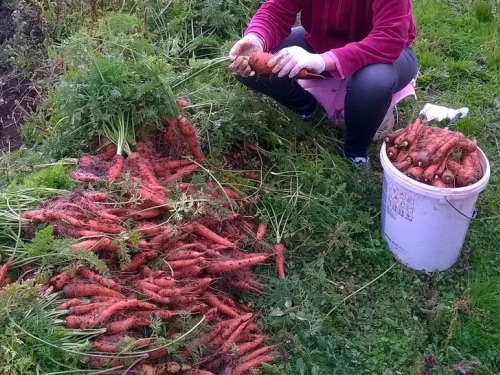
(380, 142), (491, 199)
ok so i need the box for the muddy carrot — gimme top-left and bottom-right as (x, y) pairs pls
(273, 243), (285, 278)
(108, 154), (125, 183)
(206, 255), (269, 274)
(161, 164), (199, 184)
(0, 263), (9, 285)
(70, 237), (113, 253)
(255, 222), (267, 241)
(50, 271), (73, 291)
(233, 355), (275, 375)
(71, 171), (101, 182)
(236, 335), (268, 357)
(184, 222), (234, 247)
(63, 283), (125, 299)
(203, 292), (240, 318)
(78, 268), (118, 290)
(105, 316), (151, 334)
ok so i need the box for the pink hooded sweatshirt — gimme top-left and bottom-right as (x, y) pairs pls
(244, 0), (417, 79)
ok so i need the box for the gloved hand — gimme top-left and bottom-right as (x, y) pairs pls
(228, 33), (264, 77)
(268, 46), (326, 78)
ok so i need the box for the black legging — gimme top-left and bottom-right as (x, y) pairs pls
(235, 27), (418, 158)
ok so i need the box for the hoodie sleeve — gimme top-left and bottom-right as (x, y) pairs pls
(244, 0), (302, 52)
(327, 0), (415, 79)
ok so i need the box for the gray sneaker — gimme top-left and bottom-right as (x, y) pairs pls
(373, 106), (396, 141)
(348, 156), (371, 171)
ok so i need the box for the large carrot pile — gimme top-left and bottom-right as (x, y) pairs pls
(19, 110), (280, 374)
(384, 118), (484, 188)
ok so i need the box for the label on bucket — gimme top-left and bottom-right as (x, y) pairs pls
(384, 180), (416, 222)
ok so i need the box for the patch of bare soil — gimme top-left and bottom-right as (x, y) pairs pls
(0, 70), (40, 151)
(0, 5), (45, 152)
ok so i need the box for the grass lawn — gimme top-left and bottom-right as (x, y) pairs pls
(0, 0), (498, 374)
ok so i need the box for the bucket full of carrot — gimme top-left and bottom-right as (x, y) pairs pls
(379, 118), (491, 271)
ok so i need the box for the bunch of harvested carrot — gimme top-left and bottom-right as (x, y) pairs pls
(384, 118), (483, 188)
(19, 115), (282, 373)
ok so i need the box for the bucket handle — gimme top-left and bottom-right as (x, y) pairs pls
(444, 196), (477, 220)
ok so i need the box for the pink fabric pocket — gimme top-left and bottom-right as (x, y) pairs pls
(298, 78), (417, 121)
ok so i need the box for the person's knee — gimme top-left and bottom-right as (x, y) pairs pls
(347, 64), (396, 97)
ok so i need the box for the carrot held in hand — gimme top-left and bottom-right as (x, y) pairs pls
(249, 52), (319, 79)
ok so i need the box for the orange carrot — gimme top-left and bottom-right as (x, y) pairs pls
(167, 250), (204, 261)
(139, 279), (162, 293)
(70, 237), (113, 253)
(206, 255), (269, 274)
(167, 258), (204, 270)
(92, 337), (149, 352)
(139, 185), (167, 207)
(50, 271), (73, 291)
(87, 220), (123, 234)
(249, 51), (316, 79)
(98, 143), (118, 161)
(158, 159), (194, 170)
(244, 171), (260, 180)
(58, 298), (81, 310)
(386, 146), (400, 160)
(231, 280), (265, 293)
(71, 171), (101, 182)
(184, 370), (215, 375)
(203, 292), (239, 318)
(442, 169), (455, 186)
(78, 268), (118, 290)
(125, 251), (159, 272)
(273, 243), (285, 278)
(69, 302), (113, 316)
(161, 164), (199, 183)
(239, 346), (275, 364)
(236, 335), (268, 357)
(142, 288), (172, 305)
(63, 283), (125, 299)
(177, 117), (207, 165)
(431, 179), (451, 188)
(108, 154), (125, 183)
(176, 98), (191, 108)
(184, 222), (234, 247)
(0, 263), (9, 285)
(255, 222), (267, 241)
(93, 299), (158, 326)
(105, 316), (151, 334)
(233, 354), (275, 375)
(83, 192), (108, 202)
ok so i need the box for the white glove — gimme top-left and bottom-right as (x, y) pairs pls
(228, 34), (264, 77)
(419, 103), (469, 122)
(268, 46), (326, 78)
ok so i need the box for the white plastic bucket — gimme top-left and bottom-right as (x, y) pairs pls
(380, 143), (491, 272)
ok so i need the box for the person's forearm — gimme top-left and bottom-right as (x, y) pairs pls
(244, 0), (301, 52)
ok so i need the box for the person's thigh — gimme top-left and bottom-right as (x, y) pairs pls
(271, 26), (314, 52)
